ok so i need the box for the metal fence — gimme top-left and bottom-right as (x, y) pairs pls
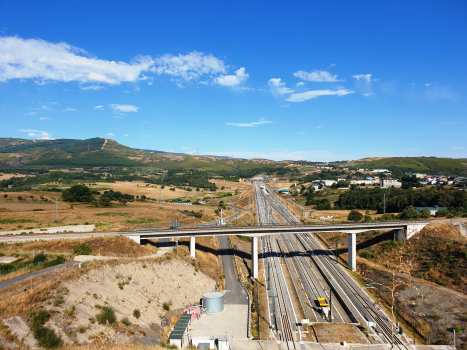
(0, 262), (81, 301)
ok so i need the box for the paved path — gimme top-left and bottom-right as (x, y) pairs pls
(0, 260), (77, 290)
(219, 235), (248, 305)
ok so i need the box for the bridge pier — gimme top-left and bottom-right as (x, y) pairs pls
(190, 237), (196, 259)
(348, 233), (356, 271)
(128, 235), (141, 244)
(252, 236), (258, 279)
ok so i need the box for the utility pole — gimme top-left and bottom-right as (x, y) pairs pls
(330, 289), (333, 323)
(159, 184), (162, 209)
(55, 196), (58, 222)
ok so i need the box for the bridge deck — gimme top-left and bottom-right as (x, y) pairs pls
(120, 221), (429, 239)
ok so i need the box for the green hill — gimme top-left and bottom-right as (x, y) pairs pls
(334, 157), (467, 176)
(0, 137), (280, 171)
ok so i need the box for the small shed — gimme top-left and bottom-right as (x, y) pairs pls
(168, 314), (191, 348)
(218, 335), (229, 350)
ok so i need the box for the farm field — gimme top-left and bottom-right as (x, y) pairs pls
(0, 179), (248, 232)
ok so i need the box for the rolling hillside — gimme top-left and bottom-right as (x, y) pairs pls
(0, 137), (280, 170)
(334, 156), (467, 175)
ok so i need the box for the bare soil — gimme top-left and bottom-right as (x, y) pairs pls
(313, 323), (368, 343)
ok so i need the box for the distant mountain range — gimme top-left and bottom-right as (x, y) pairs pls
(0, 137), (279, 170)
(0, 137), (465, 175)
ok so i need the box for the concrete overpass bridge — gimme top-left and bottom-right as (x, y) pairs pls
(123, 220), (428, 278)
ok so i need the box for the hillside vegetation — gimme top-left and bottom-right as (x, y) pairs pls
(0, 137), (284, 171)
(335, 156), (467, 175)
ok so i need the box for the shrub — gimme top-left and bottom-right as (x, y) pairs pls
(77, 326), (86, 333)
(121, 317), (131, 326)
(33, 253), (47, 264)
(162, 301), (172, 312)
(65, 305), (76, 316)
(133, 309), (141, 319)
(73, 244), (92, 256)
(29, 310), (50, 331)
(96, 306), (116, 325)
(53, 296), (64, 307)
(34, 327), (63, 349)
(348, 210), (363, 222)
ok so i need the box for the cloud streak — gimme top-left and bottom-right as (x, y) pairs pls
(226, 117), (272, 127)
(109, 104), (139, 112)
(294, 70), (340, 82)
(268, 78), (294, 95)
(0, 36), (240, 87)
(286, 89), (355, 102)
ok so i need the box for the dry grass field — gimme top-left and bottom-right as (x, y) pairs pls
(0, 181), (243, 232)
(0, 236), (157, 258)
(0, 173), (28, 180)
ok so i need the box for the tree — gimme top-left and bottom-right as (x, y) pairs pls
(348, 210), (363, 222)
(120, 198), (128, 206)
(99, 196), (111, 207)
(420, 207), (431, 219)
(62, 185), (93, 202)
(3, 194), (7, 198)
(17, 196), (24, 201)
(399, 206), (421, 219)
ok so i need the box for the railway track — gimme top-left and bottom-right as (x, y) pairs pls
(298, 233), (409, 349)
(256, 181), (298, 348)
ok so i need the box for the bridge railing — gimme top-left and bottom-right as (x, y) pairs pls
(121, 219), (429, 234)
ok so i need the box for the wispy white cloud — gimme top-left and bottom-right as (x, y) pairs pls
(40, 117), (52, 120)
(107, 132), (114, 136)
(0, 36), (235, 88)
(296, 82), (305, 87)
(226, 117), (272, 127)
(363, 93), (371, 97)
(25, 112), (37, 115)
(214, 67), (249, 86)
(154, 51), (226, 81)
(63, 108), (77, 111)
(425, 83), (431, 87)
(109, 104), (139, 112)
(80, 85), (104, 90)
(0, 36), (155, 85)
(286, 89), (355, 102)
(94, 105), (103, 109)
(41, 105), (51, 110)
(268, 78), (294, 95)
(294, 70), (340, 82)
(352, 74), (372, 82)
(124, 134), (129, 137)
(18, 129), (53, 139)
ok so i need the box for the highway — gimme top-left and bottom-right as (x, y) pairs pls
(254, 180), (410, 349)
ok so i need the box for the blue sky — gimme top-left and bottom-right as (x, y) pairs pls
(0, 0), (466, 161)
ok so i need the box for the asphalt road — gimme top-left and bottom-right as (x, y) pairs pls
(218, 235), (248, 305)
(0, 260), (78, 291)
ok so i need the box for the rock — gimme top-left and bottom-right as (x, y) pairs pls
(0, 335), (19, 349)
(149, 323), (163, 336)
(133, 326), (162, 346)
(2, 316), (37, 349)
(160, 315), (170, 327)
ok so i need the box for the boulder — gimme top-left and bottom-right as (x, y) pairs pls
(2, 316), (37, 349)
(0, 335), (19, 350)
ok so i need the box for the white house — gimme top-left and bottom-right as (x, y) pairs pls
(381, 179), (402, 188)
